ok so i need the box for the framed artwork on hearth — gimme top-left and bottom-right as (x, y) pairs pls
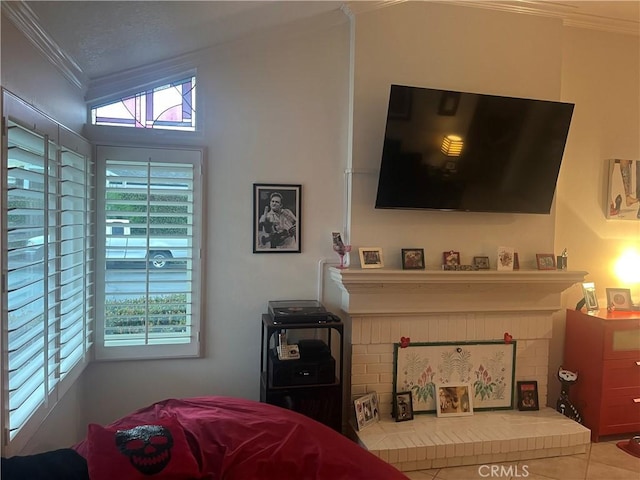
(436, 383), (474, 417)
(393, 340), (516, 414)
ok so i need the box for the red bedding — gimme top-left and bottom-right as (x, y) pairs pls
(74, 396), (408, 480)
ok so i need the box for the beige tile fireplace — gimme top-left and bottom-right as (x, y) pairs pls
(329, 267), (592, 471)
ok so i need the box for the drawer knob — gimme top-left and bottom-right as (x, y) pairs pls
(636, 361), (640, 366)
(634, 398), (640, 403)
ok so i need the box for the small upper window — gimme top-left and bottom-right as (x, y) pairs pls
(91, 77), (196, 131)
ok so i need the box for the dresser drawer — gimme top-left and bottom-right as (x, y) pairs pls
(604, 320), (640, 360)
(603, 358), (640, 389)
(600, 393), (640, 434)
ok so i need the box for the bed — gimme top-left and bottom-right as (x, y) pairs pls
(2, 396), (409, 479)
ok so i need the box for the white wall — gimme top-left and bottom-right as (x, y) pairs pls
(348, 2), (564, 267)
(79, 15), (352, 426)
(550, 26), (640, 404)
(2, 2), (638, 453)
(0, 18), (87, 132)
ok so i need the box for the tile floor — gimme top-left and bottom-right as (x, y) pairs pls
(404, 436), (640, 480)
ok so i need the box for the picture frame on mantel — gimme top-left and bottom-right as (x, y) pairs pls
(497, 246), (514, 271)
(359, 247), (384, 269)
(536, 253), (556, 270)
(401, 248), (425, 270)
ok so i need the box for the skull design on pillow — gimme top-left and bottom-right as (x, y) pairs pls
(115, 425), (174, 475)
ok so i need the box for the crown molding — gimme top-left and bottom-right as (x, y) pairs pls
(1, 1), (87, 89)
(437, 1), (639, 36)
(345, 0), (638, 36)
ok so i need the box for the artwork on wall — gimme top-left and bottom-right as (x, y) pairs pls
(607, 159), (639, 220)
(394, 341), (516, 414)
(253, 184), (301, 253)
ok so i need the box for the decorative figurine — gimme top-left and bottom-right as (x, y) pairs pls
(332, 232), (351, 269)
(557, 248), (568, 270)
(556, 366), (582, 424)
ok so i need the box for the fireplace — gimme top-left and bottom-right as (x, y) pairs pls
(328, 267), (591, 471)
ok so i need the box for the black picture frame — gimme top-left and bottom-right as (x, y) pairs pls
(473, 256), (490, 270)
(394, 391), (414, 422)
(516, 381), (539, 411)
(401, 248), (425, 270)
(253, 183), (301, 253)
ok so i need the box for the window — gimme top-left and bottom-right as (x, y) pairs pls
(91, 77), (196, 131)
(1, 90), (94, 454)
(95, 146), (202, 360)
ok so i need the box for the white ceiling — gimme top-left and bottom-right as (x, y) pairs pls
(7, 0), (640, 82)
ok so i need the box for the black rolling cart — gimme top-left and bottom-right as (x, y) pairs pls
(260, 312), (344, 432)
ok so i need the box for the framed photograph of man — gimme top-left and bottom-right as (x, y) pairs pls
(253, 184), (301, 253)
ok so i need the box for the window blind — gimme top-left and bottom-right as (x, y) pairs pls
(95, 146), (202, 360)
(2, 90), (94, 453)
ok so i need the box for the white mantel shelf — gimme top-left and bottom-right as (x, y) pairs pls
(328, 267), (588, 315)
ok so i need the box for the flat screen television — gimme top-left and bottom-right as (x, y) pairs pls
(375, 84), (574, 214)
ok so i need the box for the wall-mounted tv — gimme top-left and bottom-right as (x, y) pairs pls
(375, 84), (574, 214)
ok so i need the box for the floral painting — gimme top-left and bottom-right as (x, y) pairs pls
(394, 341), (516, 413)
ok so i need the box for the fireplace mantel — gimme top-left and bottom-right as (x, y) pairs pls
(329, 267), (588, 315)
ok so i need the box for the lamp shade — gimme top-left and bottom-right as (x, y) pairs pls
(441, 135), (463, 156)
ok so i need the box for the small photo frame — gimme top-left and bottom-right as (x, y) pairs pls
(606, 288), (633, 310)
(535, 253), (556, 270)
(443, 250), (460, 266)
(497, 246), (515, 271)
(516, 381), (539, 411)
(253, 183), (301, 253)
(473, 256), (490, 270)
(436, 384), (473, 417)
(354, 392), (380, 430)
(359, 247), (384, 269)
(401, 248), (425, 270)
(394, 391), (414, 422)
(581, 282), (599, 311)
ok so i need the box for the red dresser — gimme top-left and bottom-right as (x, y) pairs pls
(564, 309), (640, 441)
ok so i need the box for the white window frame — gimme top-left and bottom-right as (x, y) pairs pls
(94, 145), (203, 361)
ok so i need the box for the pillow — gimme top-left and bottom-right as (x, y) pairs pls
(86, 415), (201, 480)
(1, 448), (89, 480)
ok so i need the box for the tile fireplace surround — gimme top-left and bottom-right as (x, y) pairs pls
(328, 267), (591, 472)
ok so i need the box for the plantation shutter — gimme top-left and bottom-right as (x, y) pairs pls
(2, 89), (94, 453)
(95, 146), (202, 360)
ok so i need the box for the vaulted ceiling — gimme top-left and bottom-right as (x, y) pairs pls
(3, 0), (639, 87)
